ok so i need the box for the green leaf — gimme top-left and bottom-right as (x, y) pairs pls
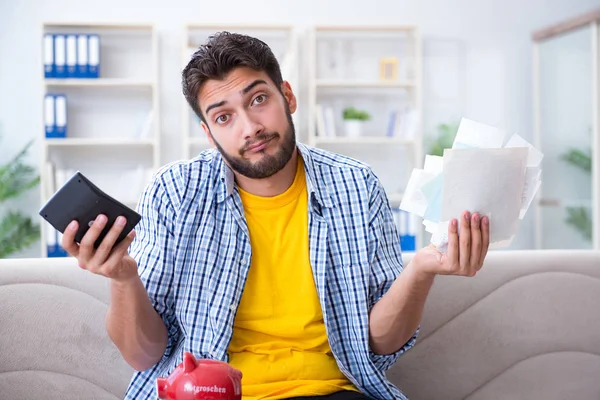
(0, 211), (41, 258)
(0, 138), (40, 202)
(0, 134), (41, 257)
(426, 122), (459, 156)
(565, 206), (592, 242)
(342, 107), (371, 121)
(560, 148), (591, 174)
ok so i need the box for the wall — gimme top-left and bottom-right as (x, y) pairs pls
(0, 0), (598, 256)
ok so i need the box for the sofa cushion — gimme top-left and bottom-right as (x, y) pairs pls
(0, 257), (133, 400)
(388, 250), (600, 400)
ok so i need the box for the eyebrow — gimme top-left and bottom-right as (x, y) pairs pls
(204, 79), (268, 116)
(241, 79), (267, 94)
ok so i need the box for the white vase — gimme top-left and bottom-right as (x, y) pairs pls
(344, 120), (363, 138)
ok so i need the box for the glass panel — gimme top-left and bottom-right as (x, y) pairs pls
(538, 25), (593, 249)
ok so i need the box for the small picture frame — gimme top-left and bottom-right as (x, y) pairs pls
(379, 57), (399, 82)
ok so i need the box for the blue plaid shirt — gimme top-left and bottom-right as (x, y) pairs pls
(124, 142), (418, 399)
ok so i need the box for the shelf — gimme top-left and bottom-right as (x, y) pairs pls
(538, 198), (592, 208)
(186, 24), (292, 31)
(309, 24), (423, 249)
(45, 138), (155, 147)
(315, 25), (417, 32)
(43, 22), (154, 31)
(40, 22), (160, 258)
(314, 136), (416, 145)
(44, 79), (154, 88)
(316, 80), (415, 89)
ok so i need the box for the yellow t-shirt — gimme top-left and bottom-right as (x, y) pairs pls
(228, 157), (357, 399)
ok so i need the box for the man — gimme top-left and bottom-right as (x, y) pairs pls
(63, 32), (489, 400)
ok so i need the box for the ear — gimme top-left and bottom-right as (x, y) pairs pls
(201, 121), (216, 148)
(182, 352), (197, 373)
(280, 81), (297, 114)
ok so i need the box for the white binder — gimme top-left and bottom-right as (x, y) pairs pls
(54, 34), (66, 78)
(76, 34), (88, 78)
(44, 94), (55, 137)
(88, 34), (100, 78)
(54, 94), (67, 137)
(43, 34), (54, 78)
(66, 34), (77, 77)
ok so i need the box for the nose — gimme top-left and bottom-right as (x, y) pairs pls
(239, 111), (264, 141)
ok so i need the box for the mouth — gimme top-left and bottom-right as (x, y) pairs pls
(246, 136), (275, 153)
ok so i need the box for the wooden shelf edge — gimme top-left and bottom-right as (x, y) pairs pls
(44, 138), (155, 146)
(43, 22), (155, 30)
(44, 78), (154, 87)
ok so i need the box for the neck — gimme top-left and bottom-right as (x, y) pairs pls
(233, 149), (299, 197)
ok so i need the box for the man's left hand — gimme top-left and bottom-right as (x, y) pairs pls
(412, 210), (490, 278)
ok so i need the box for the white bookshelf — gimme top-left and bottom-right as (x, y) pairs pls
(40, 22), (160, 257)
(307, 25), (423, 248)
(181, 24), (298, 159)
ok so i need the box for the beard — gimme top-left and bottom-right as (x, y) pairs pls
(210, 110), (296, 179)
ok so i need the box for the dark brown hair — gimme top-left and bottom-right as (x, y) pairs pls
(181, 31), (284, 123)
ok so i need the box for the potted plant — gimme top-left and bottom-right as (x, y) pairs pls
(0, 132), (41, 258)
(342, 107), (370, 138)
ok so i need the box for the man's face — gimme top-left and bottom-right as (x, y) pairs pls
(198, 67), (298, 179)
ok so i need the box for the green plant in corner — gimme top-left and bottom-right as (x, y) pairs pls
(342, 107), (370, 121)
(560, 147), (592, 241)
(0, 133), (41, 258)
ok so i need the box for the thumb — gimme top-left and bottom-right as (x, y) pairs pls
(425, 244), (443, 262)
(105, 230), (136, 265)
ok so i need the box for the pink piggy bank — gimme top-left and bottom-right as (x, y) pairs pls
(156, 352), (242, 400)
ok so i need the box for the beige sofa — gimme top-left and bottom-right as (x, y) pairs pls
(1, 250), (599, 400)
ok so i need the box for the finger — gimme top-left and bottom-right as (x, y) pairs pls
(445, 218), (460, 273)
(78, 214), (108, 268)
(470, 213), (482, 272)
(459, 211), (471, 273)
(480, 216), (490, 268)
(62, 220), (80, 257)
(92, 216), (128, 266)
(101, 230), (136, 278)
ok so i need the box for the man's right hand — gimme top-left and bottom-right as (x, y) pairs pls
(62, 214), (138, 282)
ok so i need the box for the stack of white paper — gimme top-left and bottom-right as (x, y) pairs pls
(400, 118), (543, 252)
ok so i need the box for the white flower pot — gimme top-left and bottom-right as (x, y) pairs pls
(344, 120), (363, 138)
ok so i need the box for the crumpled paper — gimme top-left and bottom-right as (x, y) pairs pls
(400, 118), (543, 252)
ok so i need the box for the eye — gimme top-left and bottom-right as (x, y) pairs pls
(216, 114), (229, 124)
(252, 94), (266, 105)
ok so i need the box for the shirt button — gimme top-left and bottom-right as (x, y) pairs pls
(240, 259), (247, 266)
(229, 303), (237, 311)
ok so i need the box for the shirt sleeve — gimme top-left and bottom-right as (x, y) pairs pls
(366, 170), (419, 372)
(128, 171), (181, 365)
